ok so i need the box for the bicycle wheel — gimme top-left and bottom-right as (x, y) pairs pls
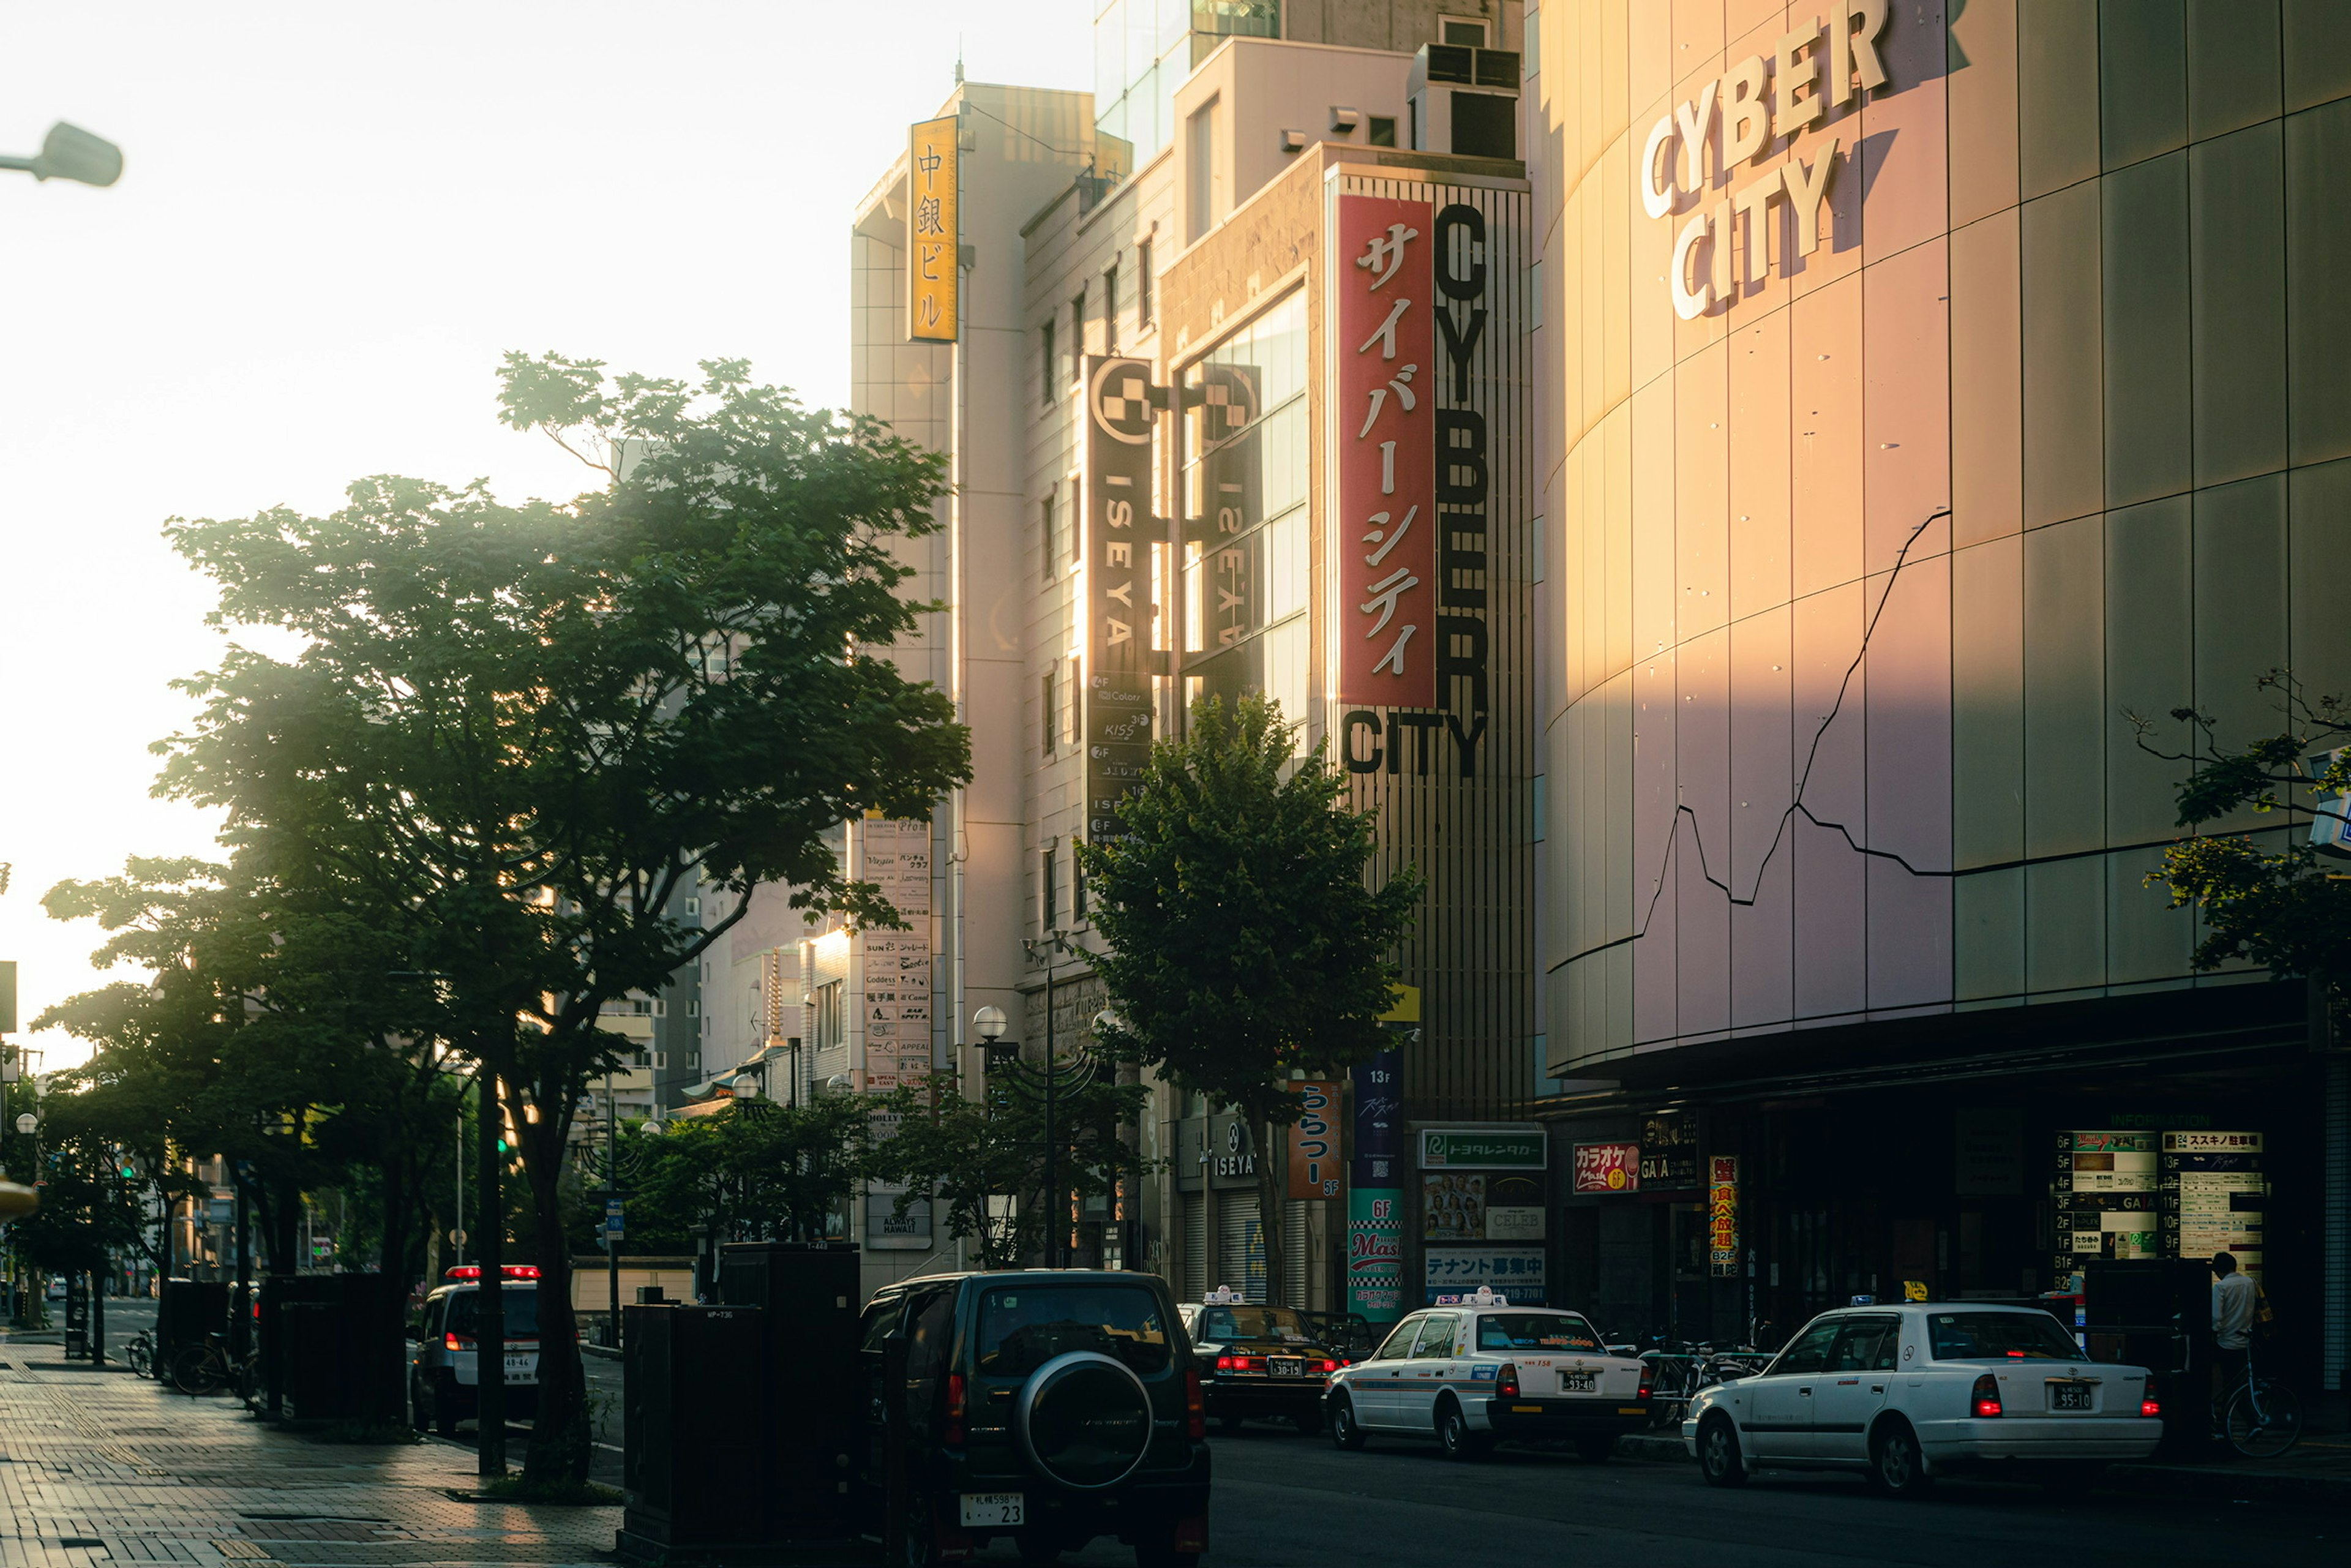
(170, 1346), (223, 1397)
(2225, 1378), (2304, 1460)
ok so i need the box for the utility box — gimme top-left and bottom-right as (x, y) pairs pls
(157, 1278), (230, 1375)
(262, 1274), (405, 1424)
(620, 1304), (770, 1555)
(718, 1243), (862, 1542)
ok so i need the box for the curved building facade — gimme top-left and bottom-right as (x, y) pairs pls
(1529, 1), (2349, 1382)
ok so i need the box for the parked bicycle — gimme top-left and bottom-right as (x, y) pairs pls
(170, 1332), (257, 1405)
(2221, 1353), (2302, 1460)
(125, 1329), (156, 1380)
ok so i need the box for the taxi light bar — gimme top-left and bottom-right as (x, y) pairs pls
(1971, 1373), (2003, 1419)
(443, 1264), (541, 1280)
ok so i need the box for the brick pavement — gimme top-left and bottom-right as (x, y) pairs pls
(0, 1341), (620, 1568)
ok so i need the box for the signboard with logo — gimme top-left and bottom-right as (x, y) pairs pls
(2164, 1130), (2265, 1278)
(1423, 1245), (1545, 1305)
(1347, 1190), (1403, 1320)
(906, 115), (958, 342)
(1572, 1141), (1640, 1195)
(1419, 1128), (1545, 1169)
(1081, 354), (1157, 844)
(1286, 1080), (1343, 1200)
(1707, 1156), (1739, 1277)
(857, 816), (934, 1093)
(1638, 1112), (1698, 1188)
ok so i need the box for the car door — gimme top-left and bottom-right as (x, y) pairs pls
(1393, 1313), (1461, 1433)
(1808, 1315), (1899, 1464)
(1352, 1314), (1424, 1427)
(1741, 1316), (1841, 1461)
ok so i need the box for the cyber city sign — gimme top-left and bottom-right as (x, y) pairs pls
(1639, 0), (1893, 319)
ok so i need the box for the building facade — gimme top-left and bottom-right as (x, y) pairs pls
(1528, 0), (2349, 1401)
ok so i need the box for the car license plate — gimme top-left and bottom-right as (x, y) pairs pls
(2050, 1382), (2092, 1411)
(504, 1354), (536, 1379)
(959, 1493), (1024, 1528)
(1561, 1370), (1596, 1393)
(1269, 1358), (1302, 1377)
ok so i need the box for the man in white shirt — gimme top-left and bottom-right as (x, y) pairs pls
(2210, 1251), (2258, 1435)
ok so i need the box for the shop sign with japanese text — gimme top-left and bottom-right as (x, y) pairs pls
(906, 116), (958, 342)
(1572, 1141), (1641, 1194)
(1286, 1080), (1343, 1200)
(1420, 1127), (1545, 1169)
(1708, 1155), (1739, 1277)
(1348, 1190), (1403, 1321)
(1422, 1245), (1545, 1305)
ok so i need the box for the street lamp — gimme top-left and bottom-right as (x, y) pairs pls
(12, 1114), (33, 1136)
(0, 122), (123, 187)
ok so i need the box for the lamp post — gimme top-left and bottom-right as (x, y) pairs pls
(0, 122), (123, 186)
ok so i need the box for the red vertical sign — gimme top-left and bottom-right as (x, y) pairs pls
(1336, 195), (1437, 708)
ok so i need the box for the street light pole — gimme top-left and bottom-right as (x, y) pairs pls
(1021, 931), (1079, 1269)
(606, 1070), (620, 1348)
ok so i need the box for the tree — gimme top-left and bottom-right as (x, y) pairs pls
(2135, 671), (2351, 1021)
(869, 1067), (1155, 1269)
(625, 1097), (876, 1253)
(154, 355), (969, 1483)
(1078, 694), (1420, 1304)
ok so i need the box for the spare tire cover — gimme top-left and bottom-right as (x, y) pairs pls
(1013, 1351), (1155, 1490)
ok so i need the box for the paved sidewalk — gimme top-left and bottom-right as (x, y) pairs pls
(0, 1340), (620, 1568)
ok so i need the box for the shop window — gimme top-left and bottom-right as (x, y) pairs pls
(1368, 114), (1397, 148)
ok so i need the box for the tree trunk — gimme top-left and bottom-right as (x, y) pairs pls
(1254, 1106), (1284, 1307)
(521, 1109), (591, 1485)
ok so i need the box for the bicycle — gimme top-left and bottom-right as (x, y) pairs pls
(125, 1329), (156, 1379)
(170, 1332), (257, 1405)
(2221, 1353), (2303, 1461)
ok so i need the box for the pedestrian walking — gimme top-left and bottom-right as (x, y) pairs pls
(2210, 1251), (2258, 1436)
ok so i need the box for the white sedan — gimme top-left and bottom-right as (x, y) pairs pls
(1323, 1301), (1653, 1461)
(1683, 1303), (2163, 1495)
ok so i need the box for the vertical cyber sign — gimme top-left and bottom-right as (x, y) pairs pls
(1082, 355), (1157, 842)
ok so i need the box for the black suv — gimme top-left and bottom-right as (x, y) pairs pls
(858, 1270), (1210, 1567)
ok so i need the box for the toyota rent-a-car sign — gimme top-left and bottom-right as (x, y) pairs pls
(1419, 1128), (1545, 1169)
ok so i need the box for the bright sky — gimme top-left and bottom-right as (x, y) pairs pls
(0, 2), (1093, 1068)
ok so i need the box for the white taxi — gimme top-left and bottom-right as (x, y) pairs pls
(1683, 1302), (2164, 1496)
(1321, 1291), (1653, 1461)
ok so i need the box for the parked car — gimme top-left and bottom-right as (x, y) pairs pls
(857, 1269), (1210, 1567)
(1321, 1296), (1654, 1461)
(1684, 1302), (2164, 1495)
(1176, 1298), (1344, 1433)
(407, 1264), (543, 1436)
(1297, 1309), (1381, 1365)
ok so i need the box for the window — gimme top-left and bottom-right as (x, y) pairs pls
(1829, 1317), (1900, 1373)
(1041, 490), (1058, 580)
(1769, 1319), (1843, 1376)
(1071, 834), (1086, 920)
(1064, 652), (1081, 746)
(1410, 1314), (1460, 1359)
(686, 999), (700, 1018)
(1439, 15), (1489, 46)
(1041, 846), (1059, 930)
(812, 980), (845, 1051)
(1103, 262), (1120, 354)
(1367, 114), (1397, 148)
(1042, 666), (1057, 757)
(1200, 1306), (1310, 1342)
(1474, 1313), (1600, 1352)
(1070, 288), (1087, 366)
(1136, 238), (1153, 325)
(1372, 1315), (1424, 1360)
(1928, 1311), (2083, 1362)
(684, 896), (700, 917)
(446, 1289), (541, 1339)
(1186, 96), (1218, 244)
(1041, 317), (1057, 405)
(974, 1285), (1170, 1379)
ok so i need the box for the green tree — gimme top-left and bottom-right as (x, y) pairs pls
(154, 356), (969, 1483)
(869, 1067), (1154, 1269)
(624, 1097), (876, 1255)
(2136, 672), (2351, 1020)
(1078, 694), (1419, 1304)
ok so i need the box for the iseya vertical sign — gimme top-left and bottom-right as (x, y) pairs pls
(907, 116), (958, 342)
(1083, 356), (1157, 841)
(1336, 195), (1436, 708)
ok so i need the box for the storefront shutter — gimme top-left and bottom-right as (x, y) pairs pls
(1217, 1193), (1262, 1300)
(1183, 1193), (1207, 1302)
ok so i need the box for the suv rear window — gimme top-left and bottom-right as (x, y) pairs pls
(444, 1289), (540, 1338)
(1928, 1311), (2080, 1362)
(975, 1286), (1171, 1378)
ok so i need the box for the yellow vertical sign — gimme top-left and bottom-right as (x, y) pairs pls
(907, 116), (959, 342)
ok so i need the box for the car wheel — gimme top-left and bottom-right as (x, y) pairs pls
(1575, 1433), (1615, 1464)
(1697, 1414), (1747, 1488)
(1435, 1400), (1491, 1461)
(1869, 1419), (1933, 1498)
(1328, 1395), (1368, 1452)
(1293, 1407), (1324, 1436)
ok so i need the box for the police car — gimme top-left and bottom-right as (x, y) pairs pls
(408, 1264), (543, 1436)
(1321, 1289), (1653, 1461)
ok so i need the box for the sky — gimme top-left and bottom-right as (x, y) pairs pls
(0, 1), (1094, 1068)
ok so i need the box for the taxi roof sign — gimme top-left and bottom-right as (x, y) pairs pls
(1204, 1285), (1246, 1305)
(1434, 1286), (1509, 1306)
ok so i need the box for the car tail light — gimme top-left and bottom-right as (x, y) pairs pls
(1214, 1355), (1232, 1371)
(445, 1332), (471, 1351)
(1183, 1365), (1206, 1441)
(943, 1372), (967, 1446)
(1174, 1515), (1209, 1554)
(1637, 1375), (1652, 1401)
(1497, 1364), (1520, 1400)
(1319, 1358), (1340, 1374)
(1971, 1373), (2003, 1419)
(2141, 1378), (2161, 1419)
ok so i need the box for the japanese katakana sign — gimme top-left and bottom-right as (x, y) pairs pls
(907, 116), (958, 342)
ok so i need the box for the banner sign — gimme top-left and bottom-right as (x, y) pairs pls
(1572, 1141), (1641, 1194)
(1082, 354), (1157, 843)
(1638, 1112), (1698, 1187)
(1708, 1156), (1740, 1277)
(907, 116), (958, 341)
(1351, 1046), (1403, 1188)
(1335, 193), (1436, 708)
(1420, 1127), (1545, 1169)
(1346, 1189), (1403, 1321)
(1423, 1245), (1545, 1305)
(1286, 1080), (1343, 1200)
(1190, 362), (1262, 651)
(857, 817), (934, 1092)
